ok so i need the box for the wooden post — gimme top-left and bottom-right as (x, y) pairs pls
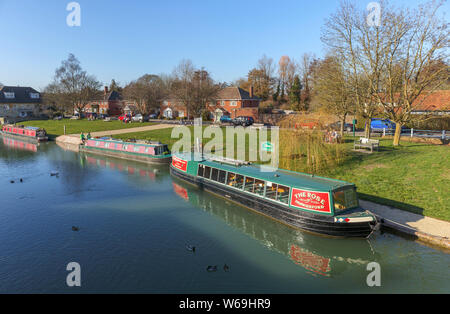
(64, 125), (66, 135)
(443, 130), (446, 140)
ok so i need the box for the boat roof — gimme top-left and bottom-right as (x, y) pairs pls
(178, 153), (353, 192)
(91, 137), (168, 147)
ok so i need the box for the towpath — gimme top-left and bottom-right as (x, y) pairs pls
(360, 200), (450, 250)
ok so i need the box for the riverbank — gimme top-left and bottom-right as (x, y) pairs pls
(360, 200), (450, 251)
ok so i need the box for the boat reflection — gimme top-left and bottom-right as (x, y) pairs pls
(2, 136), (38, 152)
(172, 179), (378, 277)
(81, 153), (169, 182)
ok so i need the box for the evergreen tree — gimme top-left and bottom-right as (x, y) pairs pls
(289, 75), (302, 111)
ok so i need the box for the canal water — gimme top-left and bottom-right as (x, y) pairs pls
(0, 136), (449, 293)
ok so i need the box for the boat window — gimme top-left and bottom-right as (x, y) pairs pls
(203, 166), (211, 179)
(244, 177), (255, 192)
(276, 185), (290, 204)
(227, 172), (237, 187)
(134, 146), (141, 152)
(254, 179), (265, 196)
(266, 182), (278, 200)
(105, 143), (110, 148)
(211, 168), (219, 181)
(197, 165), (204, 177)
(218, 170), (226, 184)
(235, 175), (244, 189)
(333, 188), (358, 212)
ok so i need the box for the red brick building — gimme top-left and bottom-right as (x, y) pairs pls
(83, 87), (124, 117)
(210, 86), (260, 121)
(160, 86), (261, 121)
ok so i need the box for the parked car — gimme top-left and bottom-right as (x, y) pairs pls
(232, 116), (254, 127)
(148, 113), (158, 119)
(220, 115), (232, 123)
(132, 114), (149, 123)
(370, 119), (397, 132)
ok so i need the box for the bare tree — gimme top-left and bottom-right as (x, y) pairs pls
(123, 74), (168, 115)
(171, 60), (219, 118)
(50, 54), (102, 116)
(314, 55), (355, 136)
(322, 0), (449, 144)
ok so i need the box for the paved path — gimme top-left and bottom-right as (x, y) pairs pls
(360, 200), (450, 249)
(74, 123), (175, 138)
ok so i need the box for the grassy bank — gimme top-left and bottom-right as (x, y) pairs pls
(20, 119), (156, 139)
(114, 127), (449, 221)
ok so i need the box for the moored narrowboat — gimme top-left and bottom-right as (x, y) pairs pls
(80, 137), (172, 164)
(1, 124), (48, 142)
(170, 153), (379, 238)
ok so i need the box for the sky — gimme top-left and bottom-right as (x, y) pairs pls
(0, 0), (447, 91)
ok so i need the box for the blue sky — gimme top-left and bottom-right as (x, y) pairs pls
(0, 0), (446, 91)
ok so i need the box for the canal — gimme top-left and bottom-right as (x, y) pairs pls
(0, 137), (449, 293)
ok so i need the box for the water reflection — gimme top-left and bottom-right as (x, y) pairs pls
(79, 152), (169, 184)
(172, 179), (378, 278)
(2, 136), (39, 152)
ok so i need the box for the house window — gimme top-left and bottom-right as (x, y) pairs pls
(221, 101), (225, 106)
(30, 93), (40, 99)
(4, 92), (14, 99)
(231, 101), (237, 106)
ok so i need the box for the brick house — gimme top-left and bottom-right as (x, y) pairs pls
(210, 86), (260, 122)
(160, 86), (261, 121)
(83, 87), (124, 117)
(160, 98), (188, 119)
(0, 86), (41, 121)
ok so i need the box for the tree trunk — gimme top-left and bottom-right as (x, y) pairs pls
(340, 114), (347, 137)
(393, 123), (402, 146)
(364, 118), (371, 139)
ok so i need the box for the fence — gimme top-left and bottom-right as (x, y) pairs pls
(380, 128), (449, 140)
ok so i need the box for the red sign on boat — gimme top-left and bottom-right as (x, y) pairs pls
(290, 188), (331, 213)
(172, 156), (188, 172)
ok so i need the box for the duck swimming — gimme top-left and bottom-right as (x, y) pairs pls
(186, 245), (196, 253)
(71, 226), (80, 232)
(206, 266), (218, 272)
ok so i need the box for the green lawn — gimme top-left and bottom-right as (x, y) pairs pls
(20, 119), (156, 139)
(114, 127), (450, 221)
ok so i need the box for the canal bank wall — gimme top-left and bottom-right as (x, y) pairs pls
(360, 200), (450, 251)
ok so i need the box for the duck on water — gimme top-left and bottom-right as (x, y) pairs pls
(170, 153), (379, 238)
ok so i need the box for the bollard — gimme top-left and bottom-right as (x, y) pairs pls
(411, 128), (414, 138)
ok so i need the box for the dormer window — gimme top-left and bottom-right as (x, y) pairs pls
(30, 93), (40, 99)
(4, 92), (15, 99)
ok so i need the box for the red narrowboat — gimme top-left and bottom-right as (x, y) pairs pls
(1, 125), (48, 142)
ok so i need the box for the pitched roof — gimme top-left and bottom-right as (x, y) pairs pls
(0, 86), (41, 104)
(412, 90), (450, 111)
(217, 87), (261, 100)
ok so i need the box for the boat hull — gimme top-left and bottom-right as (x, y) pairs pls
(170, 165), (376, 238)
(80, 145), (172, 164)
(0, 131), (47, 143)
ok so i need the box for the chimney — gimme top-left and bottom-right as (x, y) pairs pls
(249, 86), (253, 98)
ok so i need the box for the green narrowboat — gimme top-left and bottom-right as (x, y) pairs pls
(170, 153), (379, 238)
(80, 137), (172, 164)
